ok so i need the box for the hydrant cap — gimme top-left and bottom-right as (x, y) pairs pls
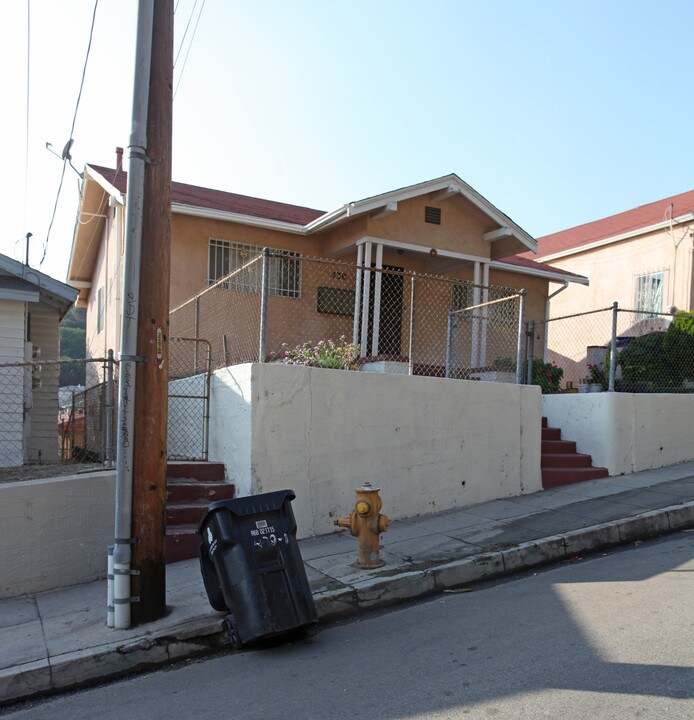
(358, 482), (379, 492)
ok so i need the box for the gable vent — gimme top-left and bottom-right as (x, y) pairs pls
(425, 206), (441, 225)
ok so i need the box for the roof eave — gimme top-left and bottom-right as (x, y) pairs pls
(172, 203), (308, 234)
(490, 259), (589, 286)
(538, 212), (694, 263)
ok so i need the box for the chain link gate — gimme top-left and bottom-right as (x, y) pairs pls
(168, 337), (212, 461)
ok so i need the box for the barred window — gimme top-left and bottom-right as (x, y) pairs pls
(208, 240), (300, 298)
(635, 271), (663, 318)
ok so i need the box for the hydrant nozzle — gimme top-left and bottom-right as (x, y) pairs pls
(334, 482), (389, 568)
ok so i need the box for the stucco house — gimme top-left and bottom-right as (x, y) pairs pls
(518, 188), (694, 318)
(67, 150), (586, 374)
(0, 253), (78, 467)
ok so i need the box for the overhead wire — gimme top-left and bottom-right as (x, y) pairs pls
(40, 0), (99, 267)
(172, 0), (206, 101)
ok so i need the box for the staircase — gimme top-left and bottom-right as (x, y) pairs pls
(541, 417), (609, 489)
(165, 462), (235, 563)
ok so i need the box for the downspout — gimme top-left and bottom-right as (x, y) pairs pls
(543, 281), (568, 363)
(111, 0), (154, 631)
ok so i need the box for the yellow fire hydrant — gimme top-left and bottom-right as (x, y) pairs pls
(334, 482), (389, 568)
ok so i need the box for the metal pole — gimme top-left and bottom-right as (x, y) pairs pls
(445, 309), (455, 379)
(609, 301), (618, 391)
(112, 0), (155, 630)
(193, 297), (200, 373)
(526, 320), (535, 386)
(352, 244), (363, 347)
(408, 275), (416, 376)
(259, 247), (270, 363)
(105, 349), (114, 468)
(222, 334), (229, 367)
(515, 291), (526, 385)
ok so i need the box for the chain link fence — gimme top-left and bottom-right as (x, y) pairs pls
(0, 356), (118, 476)
(168, 337), (211, 461)
(531, 304), (694, 393)
(169, 250), (525, 380)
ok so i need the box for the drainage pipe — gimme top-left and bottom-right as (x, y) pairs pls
(111, 0), (154, 630)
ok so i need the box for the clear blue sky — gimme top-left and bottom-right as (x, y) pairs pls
(2, 0), (693, 282)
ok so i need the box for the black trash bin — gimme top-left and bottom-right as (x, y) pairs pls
(198, 489), (318, 648)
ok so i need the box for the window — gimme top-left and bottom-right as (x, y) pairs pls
(635, 272), (664, 318)
(208, 240), (300, 298)
(97, 287), (105, 334)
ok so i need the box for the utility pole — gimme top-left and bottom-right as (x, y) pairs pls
(130, 0), (173, 625)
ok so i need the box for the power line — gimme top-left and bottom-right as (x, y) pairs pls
(173, 0), (206, 101)
(40, 0), (99, 267)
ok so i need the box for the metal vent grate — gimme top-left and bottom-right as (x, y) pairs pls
(425, 206), (441, 225)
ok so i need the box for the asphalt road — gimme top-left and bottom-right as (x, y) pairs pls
(4, 531), (693, 720)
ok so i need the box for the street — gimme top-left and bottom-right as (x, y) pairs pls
(3, 531), (693, 720)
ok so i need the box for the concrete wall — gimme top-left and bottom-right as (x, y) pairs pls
(209, 364), (542, 538)
(543, 393), (694, 476)
(0, 472), (115, 599)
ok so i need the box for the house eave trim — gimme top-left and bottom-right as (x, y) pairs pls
(172, 203), (307, 234)
(539, 213), (694, 262)
(489, 260), (589, 285)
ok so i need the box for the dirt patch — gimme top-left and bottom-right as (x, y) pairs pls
(0, 463), (104, 483)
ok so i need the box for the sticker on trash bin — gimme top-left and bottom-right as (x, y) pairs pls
(207, 527), (218, 555)
(250, 529), (290, 551)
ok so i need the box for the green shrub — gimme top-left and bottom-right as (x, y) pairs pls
(617, 332), (681, 391)
(531, 359), (563, 394)
(280, 336), (360, 370)
(663, 311), (694, 380)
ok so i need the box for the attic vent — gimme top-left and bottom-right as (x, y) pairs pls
(425, 206), (441, 225)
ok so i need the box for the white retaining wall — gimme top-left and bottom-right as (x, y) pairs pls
(0, 472), (115, 599)
(543, 393), (694, 476)
(209, 364), (542, 538)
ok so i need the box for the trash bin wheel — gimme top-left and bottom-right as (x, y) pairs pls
(223, 616), (240, 650)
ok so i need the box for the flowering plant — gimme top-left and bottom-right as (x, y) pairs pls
(587, 363), (607, 388)
(531, 359), (563, 394)
(280, 336), (360, 370)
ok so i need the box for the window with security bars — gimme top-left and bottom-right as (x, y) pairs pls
(207, 239), (300, 298)
(635, 271), (664, 318)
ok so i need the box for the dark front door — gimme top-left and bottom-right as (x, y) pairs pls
(363, 265), (403, 357)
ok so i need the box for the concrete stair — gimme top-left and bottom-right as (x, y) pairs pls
(165, 462), (234, 563)
(541, 417), (609, 489)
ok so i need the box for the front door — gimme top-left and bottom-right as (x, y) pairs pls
(364, 265), (403, 357)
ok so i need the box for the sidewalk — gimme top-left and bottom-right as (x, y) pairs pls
(2, 463), (694, 707)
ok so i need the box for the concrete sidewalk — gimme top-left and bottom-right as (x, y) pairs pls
(2, 463), (694, 707)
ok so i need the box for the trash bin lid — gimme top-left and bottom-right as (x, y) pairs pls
(198, 489), (296, 534)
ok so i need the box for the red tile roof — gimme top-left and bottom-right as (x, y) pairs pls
(496, 254), (587, 281)
(523, 188), (694, 259)
(88, 164), (326, 225)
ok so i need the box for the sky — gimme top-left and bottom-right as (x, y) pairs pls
(2, 0), (693, 283)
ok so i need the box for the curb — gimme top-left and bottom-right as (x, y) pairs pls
(2, 501), (693, 707)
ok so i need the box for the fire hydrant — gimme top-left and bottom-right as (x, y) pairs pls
(334, 482), (389, 568)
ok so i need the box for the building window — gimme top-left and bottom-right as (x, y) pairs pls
(97, 287), (105, 334)
(635, 271), (664, 318)
(208, 239), (300, 298)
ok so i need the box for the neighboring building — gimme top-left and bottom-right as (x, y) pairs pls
(519, 189), (694, 317)
(0, 253), (78, 466)
(67, 151), (586, 371)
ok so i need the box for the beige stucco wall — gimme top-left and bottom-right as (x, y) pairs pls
(209, 363), (542, 539)
(543, 393), (694, 476)
(545, 225), (694, 317)
(0, 472), (115, 598)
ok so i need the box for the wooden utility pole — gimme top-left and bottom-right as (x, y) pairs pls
(130, 0), (173, 625)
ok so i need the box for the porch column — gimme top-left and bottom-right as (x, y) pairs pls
(352, 243), (364, 346)
(371, 243), (384, 356)
(360, 241), (372, 355)
(479, 263), (490, 366)
(471, 261), (481, 367)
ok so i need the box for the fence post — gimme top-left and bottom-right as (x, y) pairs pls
(515, 290), (526, 385)
(445, 309), (454, 379)
(193, 297), (200, 373)
(105, 350), (114, 467)
(526, 320), (535, 385)
(609, 301), (618, 391)
(259, 247), (270, 363)
(408, 275), (416, 376)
